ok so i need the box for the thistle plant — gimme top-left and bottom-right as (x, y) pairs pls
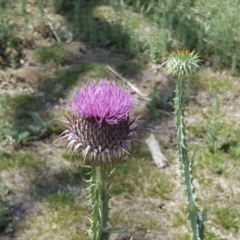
(164, 50), (206, 240)
(57, 79), (139, 240)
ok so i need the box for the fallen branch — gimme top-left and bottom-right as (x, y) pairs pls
(46, 19), (61, 43)
(158, 109), (172, 117)
(106, 65), (151, 101)
(145, 133), (168, 168)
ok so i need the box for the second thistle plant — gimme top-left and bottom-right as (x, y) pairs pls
(164, 50), (205, 240)
(57, 79), (140, 240)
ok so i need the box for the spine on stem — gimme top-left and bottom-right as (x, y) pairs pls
(175, 78), (205, 240)
(88, 166), (110, 240)
(164, 49), (205, 240)
(56, 80), (140, 240)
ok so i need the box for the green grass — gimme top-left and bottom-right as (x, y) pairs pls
(115, 60), (143, 75)
(173, 210), (188, 228)
(110, 181), (135, 197)
(0, 94), (44, 113)
(147, 87), (174, 120)
(196, 150), (230, 176)
(2, 0), (240, 69)
(144, 170), (174, 200)
(190, 70), (236, 93)
(18, 191), (90, 240)
(172, 209), (222, 240)
(229, 146), (240, 159)
(130, 143), (152, 161)
(110, 161), (139, 197)
(0, 201), (7, 231)
(135, 215), (160, 231)
(34, 45), (73, 64)
(0, 152), (45, 170)
(61, 145), (153, 198)
(110, 207), (129, 228)
(204, 230), (220, 240)
(45, 192), (75, 206)
(38, 62), (112, 99)
(171, 233), (191, 240)
(54, 165), (91, 184)
(212, 206), (240, 233)
(51, 0), (240, 69)
(187, 96), (240, 156)
(0, 94), (59, 147)
(1, 1), (240, 239)
(110, 144), (174, 200)
(111, 205), (162, 235)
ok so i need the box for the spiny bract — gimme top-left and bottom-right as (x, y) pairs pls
(58, 79), (140, 166)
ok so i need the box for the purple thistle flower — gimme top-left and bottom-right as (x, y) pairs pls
(69, 80), (135, 125)
(58, 79), (140, 166)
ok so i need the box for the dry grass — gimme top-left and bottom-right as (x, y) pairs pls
(1, 1), (240, 240)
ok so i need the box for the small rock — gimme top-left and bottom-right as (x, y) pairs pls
(20, 59), (25, 65)
(33, 31), (41, 39)
(59, 98), (65, 104)
(52, 223), (58, 230)
(204, 61), (211, 67)
(158, 203), (165, 209)
(2, 83), (8, 89)
(43, 149), (52, 155)
(17, 77), (25, 83)
(46, 102), (51, 107)
(28, 87), (34, 93)
(54, 105), (60, 111)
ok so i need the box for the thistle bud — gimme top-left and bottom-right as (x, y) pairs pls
(164, 49), (200, 77)
(58, 79), (139, 166)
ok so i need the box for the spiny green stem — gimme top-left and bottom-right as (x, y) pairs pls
(89, 166), (110, 240)
(175, 78), (204, 240)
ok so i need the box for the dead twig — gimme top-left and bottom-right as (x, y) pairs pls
(145, 133), (168, 168)
(46, 19), (61, 43)
(106, 65), (151, 101)
(158, 109), (172, 117)
(106, 65), (172, 116)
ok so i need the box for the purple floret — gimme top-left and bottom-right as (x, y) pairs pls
(69, 80), (135, 125)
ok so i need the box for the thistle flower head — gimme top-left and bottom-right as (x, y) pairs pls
(58, 79), (139, 167)
(164, 49), (200, 77)
(69, 80), (135, 125)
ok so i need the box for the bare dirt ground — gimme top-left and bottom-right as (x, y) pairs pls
(0, 31), (183, 240)
(1, 12), (240, 239)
